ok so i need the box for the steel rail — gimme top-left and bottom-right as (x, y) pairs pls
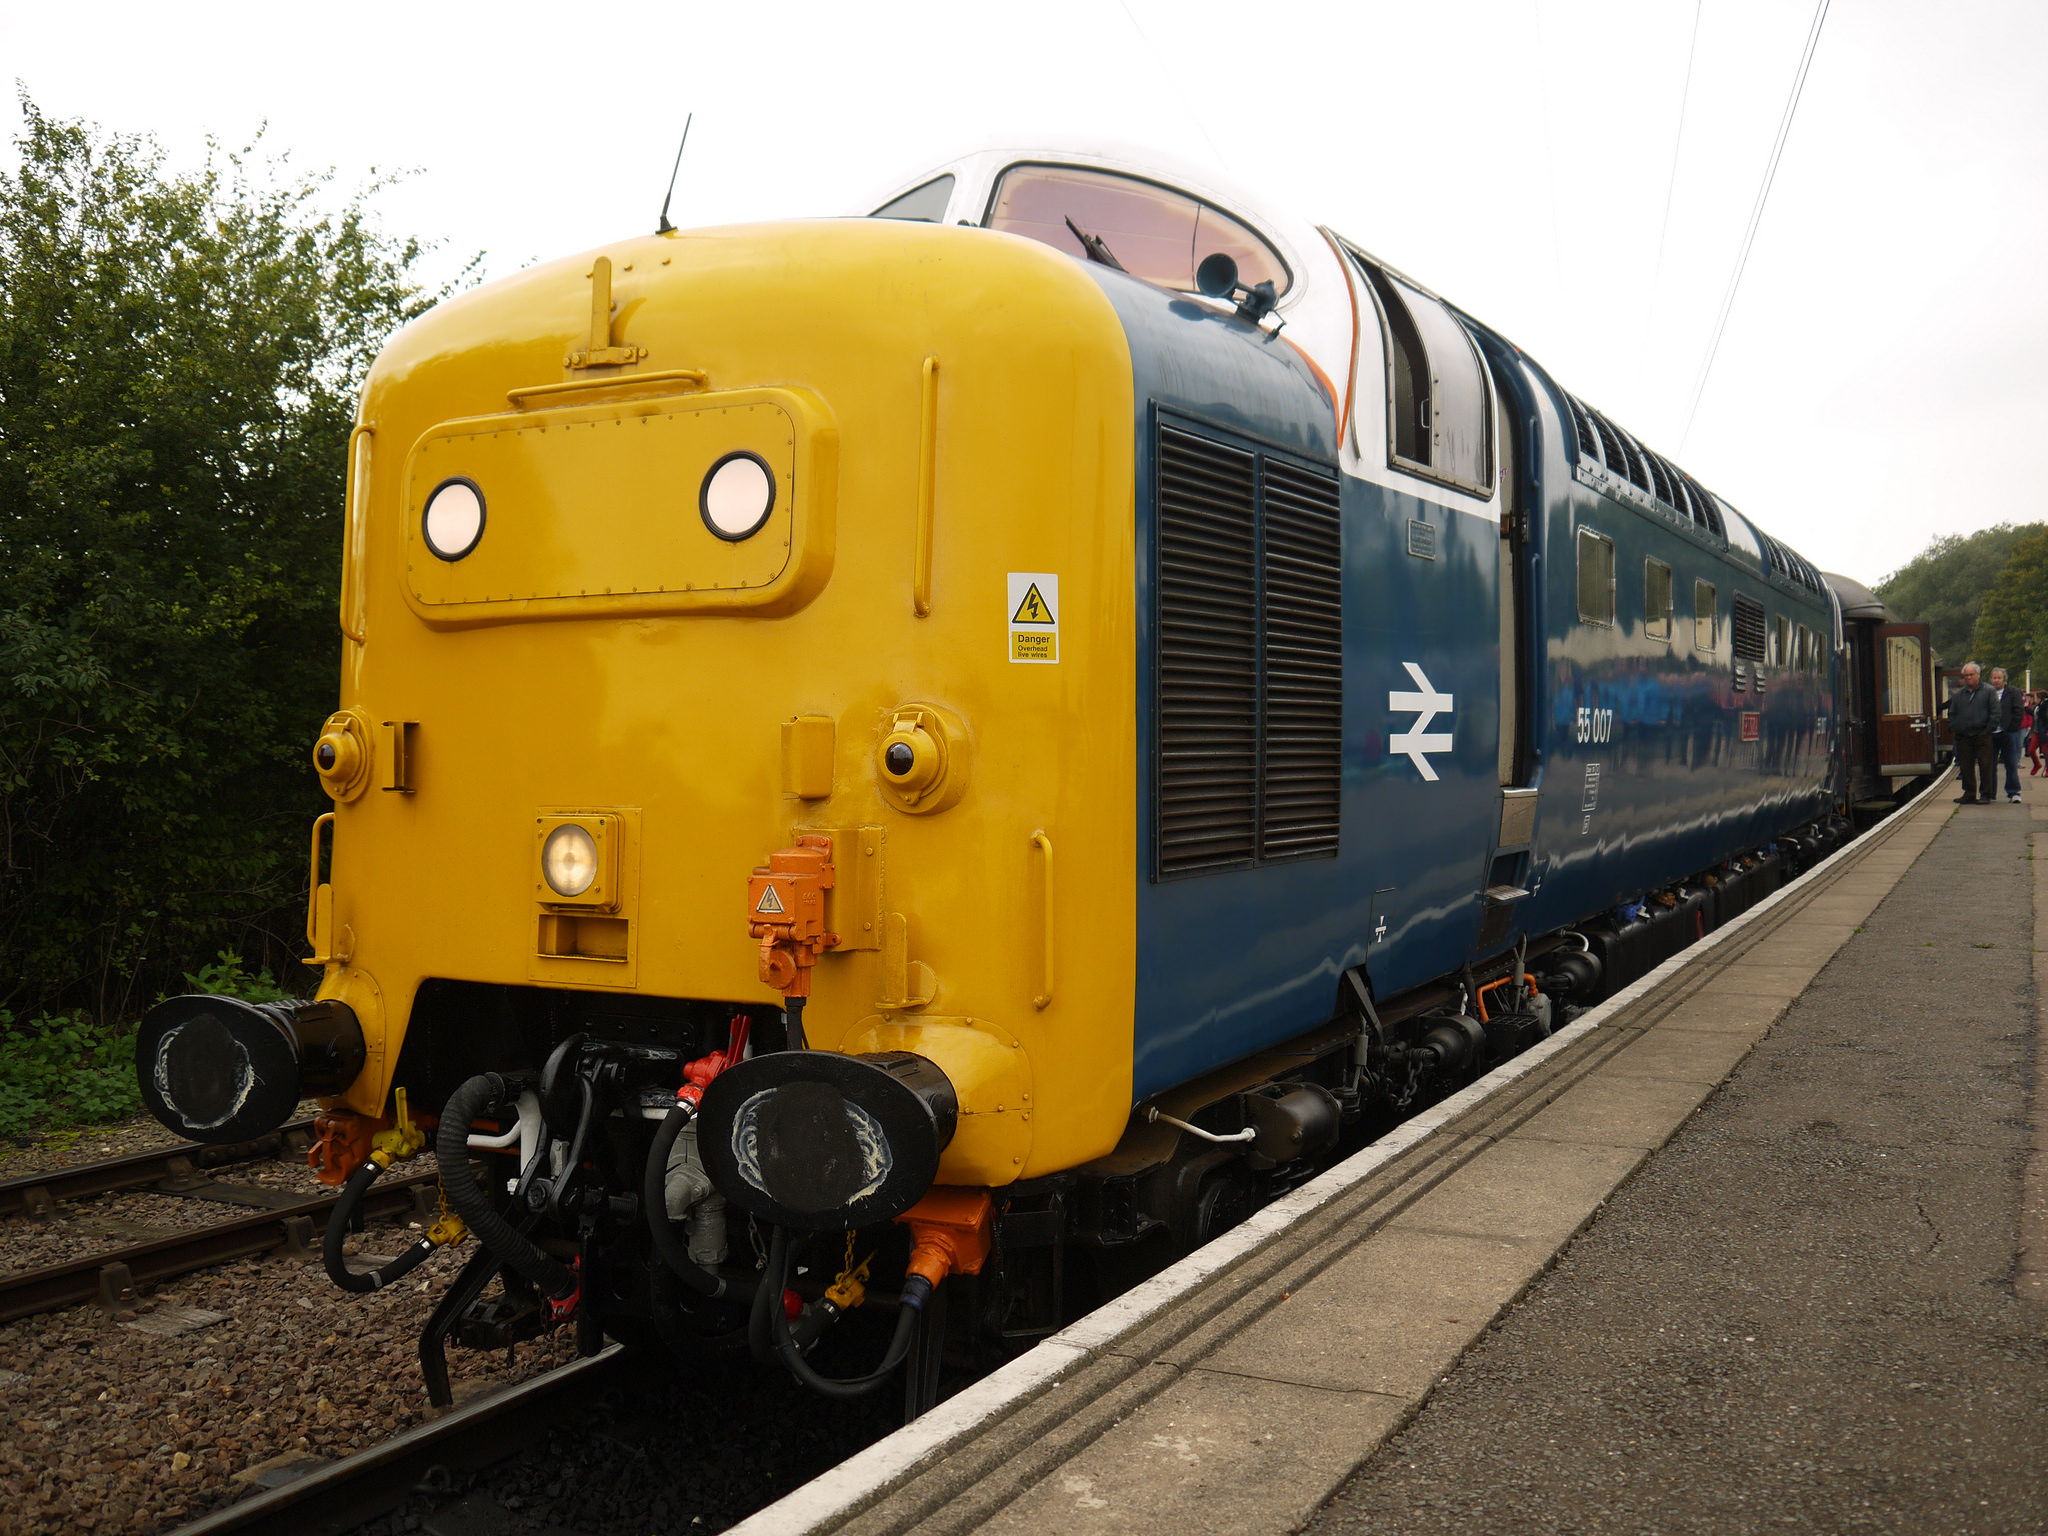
(0, 1120), (316, 1219)
(0, 1167), (441, 1323)
(167, 1346), (625, 1536)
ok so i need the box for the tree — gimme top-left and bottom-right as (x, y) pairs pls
(0, 99), (452, 1022)
(1874, 523), (2041, 666)
(1972, 525), (2048, 681)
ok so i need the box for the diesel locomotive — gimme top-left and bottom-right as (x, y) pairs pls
(136, 144), (1861, 1409)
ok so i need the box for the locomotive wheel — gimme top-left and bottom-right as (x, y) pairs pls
(1192, 1166), (1253, 1247)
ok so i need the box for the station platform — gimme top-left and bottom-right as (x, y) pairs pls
(735, 776), (2048, 1536)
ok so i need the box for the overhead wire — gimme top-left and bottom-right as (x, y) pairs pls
(1634, 0), (1704, 394)
(1676, 0), (1832, 454)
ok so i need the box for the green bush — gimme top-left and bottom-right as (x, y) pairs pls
(0, 952), (293, 1139)
(0, 1009), (143, 1140)
(0, 97), (455, 1021)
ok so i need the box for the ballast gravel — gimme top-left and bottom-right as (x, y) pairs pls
(0, 1150), (574, 1535)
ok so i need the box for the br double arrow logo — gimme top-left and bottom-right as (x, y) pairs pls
(1389, 663), (1454, 782)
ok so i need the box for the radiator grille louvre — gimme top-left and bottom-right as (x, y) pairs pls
(1260, 460), (1344, 862)
(1732, 593), (1767, 663)
(1154, 421), (1343, 878)
(1156, 426), (1260, 875)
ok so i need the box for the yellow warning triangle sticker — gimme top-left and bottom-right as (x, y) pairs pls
(1012, 583), (1054, 624)
(754, 884), (786, 915)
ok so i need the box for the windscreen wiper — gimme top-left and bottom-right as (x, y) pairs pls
(1063, 215), (1127, 273)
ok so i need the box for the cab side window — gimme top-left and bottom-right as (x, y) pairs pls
(869, 175), (955, 222)
(1577, 528), (1615, 626)
(1645, 559), (1673, 642)
(1694, 580), (1718, 653)
(1341, 247), (1493, 498)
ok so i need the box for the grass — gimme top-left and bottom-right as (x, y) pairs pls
(0, 953), (297, 1140)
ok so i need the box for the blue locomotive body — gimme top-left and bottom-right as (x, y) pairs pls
(1092, 261), (1839, 1101)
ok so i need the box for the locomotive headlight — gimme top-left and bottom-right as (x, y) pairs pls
(422, 477), (486, 561)
(542, 823), (599, 897)
(700, 452), (776, 541)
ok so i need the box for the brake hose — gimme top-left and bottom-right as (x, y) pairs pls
(643, 1102), (729, 1298)
(761, 1224), (931, 1398)
(434, 1073), (578, 1300)
(321, 1160), (437, 1294)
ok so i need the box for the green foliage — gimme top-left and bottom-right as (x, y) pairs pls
(0, 952), (293, 1139)
(179, 948), (291, 1004)
(0, 96), (454, 1022)
(1971, 525), (2048, 680)
(0, 1008), (142, 1139)
(1874, 523), (2042, 666)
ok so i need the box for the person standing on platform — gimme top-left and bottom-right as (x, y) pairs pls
(1948, 662), (1997, 804)
(1990, 667), (2024, 803)
(2028, 691), (2043, 777)
(2034, 691), (2048, 776)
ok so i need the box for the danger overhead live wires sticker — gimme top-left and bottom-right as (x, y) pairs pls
(1007, 572), (1058, 664)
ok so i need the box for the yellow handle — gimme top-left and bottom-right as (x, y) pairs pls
(339, 423), (373, 645)
(913, 356), (938, 617)
(1031, 830), (1054, 1009)
(506, 369), (708, 408)
(306, 813), (335, 957)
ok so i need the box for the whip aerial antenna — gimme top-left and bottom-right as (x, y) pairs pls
(655, 113), (693, 235)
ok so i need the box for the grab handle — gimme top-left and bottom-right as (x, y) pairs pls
(339, 423), (373, 645)
(1031, 830), (1054, 1009)
(913, 356), (938, 617)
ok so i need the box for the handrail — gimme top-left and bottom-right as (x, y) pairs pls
(1031, 830), (1054, 1009)
(339, 425), (373, 645)
(307, 813), (335, 958)
(506, 369), (708, 409)
(913, 356), (939, 617)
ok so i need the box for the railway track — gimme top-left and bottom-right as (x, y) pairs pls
(168, 1346), (625, 1536)
(0, 1120), (316, 1218)
(0, 1122), (446, 1323)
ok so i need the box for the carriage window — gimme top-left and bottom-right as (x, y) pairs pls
(1771, 615), (1790, 670)
(1645, 559), (1673, 642)
(870, 175), (955, 222)
(984, 165), (1289, 297)
(1796, 624), (1811, 674)
(1346, 249), (1493, 498)
(1577, 528), (1615, 626)
(1694, 581), (1718, 654)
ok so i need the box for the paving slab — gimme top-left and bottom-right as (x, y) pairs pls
(982, 1370), (1406, 1536)
(1507, 1070), (1724, 1149)
(1598, 1022), (1765, 1084)
(1648, 992), (1787, 1037)
(1704, 962), (1825, 995)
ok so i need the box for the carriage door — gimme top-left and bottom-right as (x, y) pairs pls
(1875, 623), (1935, 775)
(1484, 360), (1537, 946)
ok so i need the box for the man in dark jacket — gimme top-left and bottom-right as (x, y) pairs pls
(1949, 662), (1998, 803)
(1990, 667), (2025, 802)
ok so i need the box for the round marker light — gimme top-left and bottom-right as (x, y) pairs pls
(542, 824), (599, 898)
(700, 452), (776, 541)
(422, 477), (486, 561)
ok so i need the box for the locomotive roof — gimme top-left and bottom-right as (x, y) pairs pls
(862, 143), (1830, 602)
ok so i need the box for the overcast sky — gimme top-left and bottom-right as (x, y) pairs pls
(6, 0), (2042, 586)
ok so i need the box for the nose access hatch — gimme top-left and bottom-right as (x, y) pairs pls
(401, 385), (836, 625)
